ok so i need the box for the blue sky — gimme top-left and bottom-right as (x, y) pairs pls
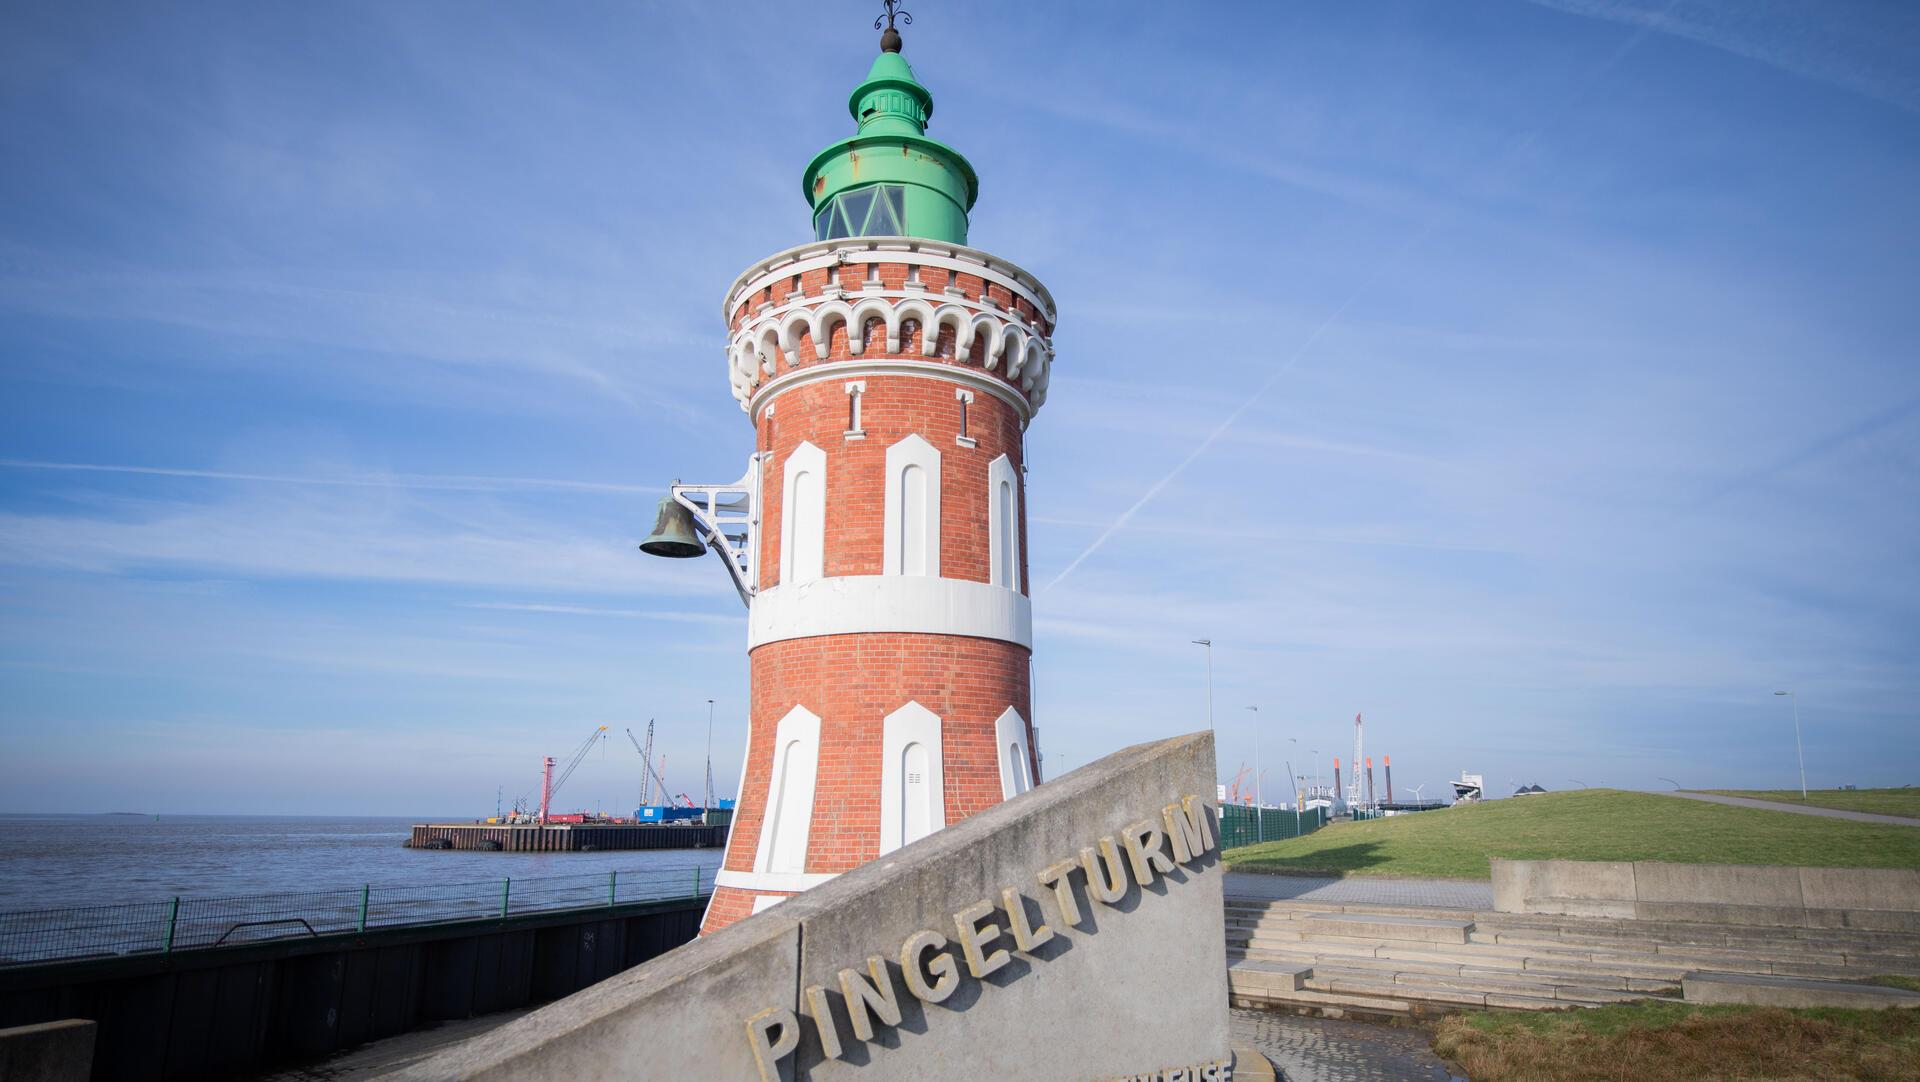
(1, 1), (1915, 815)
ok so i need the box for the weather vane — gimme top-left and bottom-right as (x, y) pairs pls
(875, 1), (911, 52)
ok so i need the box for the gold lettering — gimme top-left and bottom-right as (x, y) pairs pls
(1001, 885), (1055, 951)
(803, 984), (842, 1059)
(1037, 857), (1083, 926)
(838, 955), (903, 1042)
(953, 898), (1011, 978)
(744, 1005), (798, 1082)
(1164, 795), (1214, 862)
(1122, 818), (1175, 885)
(1080, 837), (1129, 904)
(900, 928), (959, 1003)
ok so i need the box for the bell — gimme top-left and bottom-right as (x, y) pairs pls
(639, 497), (706, 558)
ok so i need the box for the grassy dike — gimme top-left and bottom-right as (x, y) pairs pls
(1431, 1002), (1920, 1082)
(1223, 789), (1920, 879)
(1701, 787), (1920, 819)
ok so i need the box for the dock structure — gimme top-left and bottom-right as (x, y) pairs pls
(408, 822), (727, 853)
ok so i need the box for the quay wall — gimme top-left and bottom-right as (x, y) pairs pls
(0, 896), (705, 1081)
(409, 823), (728, 852)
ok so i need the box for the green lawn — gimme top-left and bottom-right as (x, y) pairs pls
(1700, 787), (1920, 819)
(1432, 1001), (1920, 1082)
(1223, 789), (1920, 880)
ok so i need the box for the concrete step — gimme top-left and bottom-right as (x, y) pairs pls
(1683, 972), (1920, 1010)
(1300, 913), (1473, 945)
(1228, 983), (1418, 1017)
(1226, 958), (1310, 995)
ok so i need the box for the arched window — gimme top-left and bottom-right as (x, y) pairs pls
(995, 706), (1033, 799)
(988, 454), (1021, 591)
(781, 441), (826, 585)
(884, 435), (941, 577)
(880, 701), (945, 854)
(755, 705), (820, 875)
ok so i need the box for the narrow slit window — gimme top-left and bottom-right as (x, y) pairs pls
(955, 388), (975, 448)
(844, 381), (865, 439)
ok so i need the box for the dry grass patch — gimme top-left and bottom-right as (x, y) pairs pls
(1431, 1002), (1920, 1081)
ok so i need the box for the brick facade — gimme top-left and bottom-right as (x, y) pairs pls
(702, 243), (1053, 936)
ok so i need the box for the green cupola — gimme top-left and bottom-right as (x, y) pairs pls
(802, 28), (979, 246)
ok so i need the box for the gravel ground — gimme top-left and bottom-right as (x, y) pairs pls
(1232, 1009), (1467, 1082)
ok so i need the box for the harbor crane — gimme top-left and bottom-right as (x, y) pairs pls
(625, 724), (686, 808)
(539, 725), (607, 823)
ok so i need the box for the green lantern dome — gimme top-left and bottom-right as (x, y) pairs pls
(801, 36), (979, 246)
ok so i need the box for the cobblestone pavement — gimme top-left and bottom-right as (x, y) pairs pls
(1224, 872), (1493, 910)
(1232, 1009), (1466, 1082)
(1671, 790), (1920, 825)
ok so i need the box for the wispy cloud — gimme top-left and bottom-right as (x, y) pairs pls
(1521, 0), (1920, 114)
(0, 459), (657, 496)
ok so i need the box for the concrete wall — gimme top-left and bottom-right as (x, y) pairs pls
(1492, 859), (1920, 930)
(0, 1020), (96, 1082)
(394, 731), (1230, 1082)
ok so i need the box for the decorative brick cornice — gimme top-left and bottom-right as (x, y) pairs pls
(722, 239), (1056, 414)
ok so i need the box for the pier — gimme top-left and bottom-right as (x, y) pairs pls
(408, 822), (727, 852)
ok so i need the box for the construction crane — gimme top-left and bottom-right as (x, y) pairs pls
(629, 721), (656, 806)
(540, 725), (607, 822)
(625, 725), (677, 807)
(1224, 763), (1254, 806)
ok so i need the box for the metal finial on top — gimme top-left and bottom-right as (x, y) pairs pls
(875, 1), (911, 52)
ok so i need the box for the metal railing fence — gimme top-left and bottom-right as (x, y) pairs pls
(0, 864), (710, 968)
(1217, 804), (1328, 850)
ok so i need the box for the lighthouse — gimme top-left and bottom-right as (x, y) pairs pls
(642, 10), (1057, 934)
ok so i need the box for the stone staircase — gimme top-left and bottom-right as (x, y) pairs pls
(1225, 895), (1920, 1019)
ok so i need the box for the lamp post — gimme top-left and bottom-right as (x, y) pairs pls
(1191, 639), (1213, 731)
(1775, 690), (1807, 800)
(703, 698), (715, 813)
(1657, 776), (1681, 790)
(1245, 705), (1262, 841)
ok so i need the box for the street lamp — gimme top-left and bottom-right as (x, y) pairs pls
(1775, 690), (1807, 800)
(1570, 778), (1589, 789)
(1657, 776), (1681, 790)
(1191, 639), (1214, 732)
(704, 698), (716, 814)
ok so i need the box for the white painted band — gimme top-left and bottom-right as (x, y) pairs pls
(714, 868), (838, 892)
(750, 359), (1031, 426)
(748, 575), (1033, 649)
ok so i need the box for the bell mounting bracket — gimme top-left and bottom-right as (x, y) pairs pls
(669, 453), (764, 609)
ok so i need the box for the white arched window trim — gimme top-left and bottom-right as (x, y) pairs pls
(781, 441), (826, 585)
(995, 706), (1034, 799)
(879, 700), (946, 855)
(988, 453), (1021, 592)
(754, 705), (821, 876)
(883, 434), (942, 577)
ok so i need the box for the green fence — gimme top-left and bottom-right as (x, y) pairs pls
(1217, 804), (1327, 850)
(0, 864), (713, 968)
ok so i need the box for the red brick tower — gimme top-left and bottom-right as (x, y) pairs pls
(646, 23), (1057, 934)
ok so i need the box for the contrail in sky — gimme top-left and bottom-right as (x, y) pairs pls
(0, 459), (655, 495)
(1041, 2), (1679, 595)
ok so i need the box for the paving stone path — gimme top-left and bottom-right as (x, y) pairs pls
(1671, 790), (1920, 825)
(1231, 1009), (1464, 1082)
(1224, 872), (1493, 910)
